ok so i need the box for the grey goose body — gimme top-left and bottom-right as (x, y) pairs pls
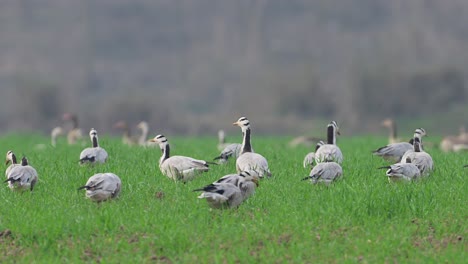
(78, 173), (121, 202)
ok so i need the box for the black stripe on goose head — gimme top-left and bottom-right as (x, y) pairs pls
(155, 134), (168, 143)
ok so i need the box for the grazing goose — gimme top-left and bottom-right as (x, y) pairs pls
(303, 141), (325, 169)
(79, 128), (108, 165)
(5, 150), (20, 177)
(62, 113), (83, 145)
(381, 118), (401, 144)
(4, 156), (38, 191)
(78, 173), (121, 202)
(113, 120), (138, 146)
(401, 133), (434, 176)
(302, 161), (343, 185)
(314, 121), (343, 164)
(150, 134), (211, 182)
(372, 128), (426, 163)
(378, 157), (421, 183)
(213, 143), (242, 164)
(233, 117), (271, 178)
(194, 173), (258, 209)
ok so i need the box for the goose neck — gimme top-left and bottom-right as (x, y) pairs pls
(241, 128), (253, 154)
(160, 143), (170, 164)
(92, 136), (99, 148)
(327, 126), (336, 145)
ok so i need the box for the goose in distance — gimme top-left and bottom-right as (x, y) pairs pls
(314, 121), (343, 164)
(150, 134), (212, 182)
(79, 128), (108, 165)
(78, 173), (121, 202)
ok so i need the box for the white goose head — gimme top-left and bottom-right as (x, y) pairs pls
(89, 128), (98, 141)
(414, 128), (426, 138)
(150, 134), (169, 149)
(233, 117), (251, 132)
(239, 171), (259, 187)
(5, 150), (17, 165)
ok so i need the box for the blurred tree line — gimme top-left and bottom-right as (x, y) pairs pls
(0, 0), (467, 136)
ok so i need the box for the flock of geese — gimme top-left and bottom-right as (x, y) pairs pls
(3, 115), (467, 208)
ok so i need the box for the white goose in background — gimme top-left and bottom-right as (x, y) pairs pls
(150, 134), (212, 182)
(378, 157), (421, 183)
(303, 141), (325, 169)
(302, 161), (343, 185)
(5, 150), (20, 177)
(194, 173), (259, 209)
(78, 173), (121, 202)
(79, 128), (108, 165)
(51, 126), (64, 147)
(401, 131), (433, 176)
(233, 117), (271, 178)
(62, 113), (83, 145)
(314, 121), (343, 164)
(372, 128), (426, 163)
(113, 120), (138, 146)
(381, 118), (401, 144)
(4, 156), (38, 191)
(440, 126), (468, 152)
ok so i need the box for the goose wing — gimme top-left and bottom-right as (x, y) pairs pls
(236, 153), (271, 178)
(315, 145), (343, 164)
(195, 183), (242, 209)
(373, 142), (413, 162)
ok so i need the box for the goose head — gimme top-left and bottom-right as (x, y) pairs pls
(5, 150), (15, 165)
(149, 134), (169, 150)
(89, 128), (98, 141)
(414, 128), (427, 138)
(233, 117), (251, 132)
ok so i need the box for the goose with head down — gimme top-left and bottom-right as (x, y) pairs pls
(233, 117), (271, 178)
(79, 128), (108, 165)
(302, 161), (342, 185)
(150, 134), (212, 182)
(194, 172), (259, 209)
(78, 173), (121, 202)
(372, 128), (426, 163)
(378, 157), (421, 183)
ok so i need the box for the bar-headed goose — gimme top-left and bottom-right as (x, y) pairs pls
(401, 131), (433, 176)
(4, 156), (38, 191)
(113, 120), (138, 146)
(440, 126), (468, 152)
(233, 117), (271, 178)
(213, 143), (242, 164)
(315, 121), (343, 164)
(79, 128), (108, 165)
(78, 173), (121, 202)
(381, 118), (401, 144)
(150, 134), (212, 182)
(378, 157), (421, 183)
(373, 128), (426, 163)
(194, 173), (258, 209)
(62, 113), (83, 145)
(302, 161), (343, 185)
(303, 141), (325, 169)
(5, 150), (20, 177)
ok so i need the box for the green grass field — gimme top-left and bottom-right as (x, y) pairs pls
(0, 134), (466, 263)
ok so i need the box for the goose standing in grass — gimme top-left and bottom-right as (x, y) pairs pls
(51, 126), (64, 147)
(150, 134), (212, 182)
(113, 120), (138, 146)
(378, 157), (421, 183)
(372, 128), (426, 163)
(303, 141), (325, 169)
(401, 131), (433, 176)
(78, 173), (121, 202)
(233, 117), (271, 178)
(79, 128), (108, 165)
(4, 156), (38, 191)
(194, 173), (259, 209)
(5, 150), (20, 177)
(302, 161), (343, 185)
(62, 113), (83, 145)
(381, 118), (401, 144)
(314, 121), (343, 164)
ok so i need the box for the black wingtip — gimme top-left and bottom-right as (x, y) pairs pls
(301, 176), (310, 181)
(77, 185), (88, 191)
(3, 178), (11, 183)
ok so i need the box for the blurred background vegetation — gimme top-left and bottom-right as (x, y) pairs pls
(0, 0), (467, 136)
